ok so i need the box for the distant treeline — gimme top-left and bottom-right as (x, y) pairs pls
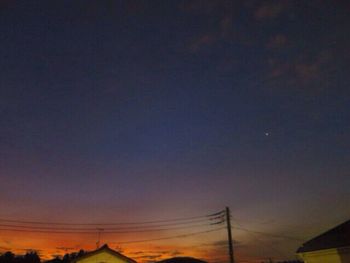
(1, 251), (303, 263)
(0, 252), (41, 263)
(46, 250), (86, 263)
(261, 261), (303, 263)
(0, 250), (87, 263)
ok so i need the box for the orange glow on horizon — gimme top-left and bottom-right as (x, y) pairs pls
(0, 230), (232, 263)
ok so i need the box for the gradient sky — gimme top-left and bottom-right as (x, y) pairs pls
(1, 1), (350, 262)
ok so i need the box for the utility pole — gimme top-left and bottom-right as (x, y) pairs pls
(226, 206), (234, 263)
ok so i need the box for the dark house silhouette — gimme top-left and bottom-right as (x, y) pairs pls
(72, 245), (136, 263)
(297, 220), (350, 263)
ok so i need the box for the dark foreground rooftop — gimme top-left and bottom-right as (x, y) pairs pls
(297, 220), (350, 253)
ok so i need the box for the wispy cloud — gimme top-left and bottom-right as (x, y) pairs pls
(267, 35), (288, 49)
(266, 50), (334, 94)
(134, 254), (163, 260)
(124, 0), (147, 16)
(128, 249), (184, 262)
(254, 1), (290, 20)
(181, 0), (233, 53)
(180, 0), (211, 14)
(0, 246), (11, 252)
(180, 0), (230, 14)
(169, 250), (182, 257)
(187, 34), (216, 53)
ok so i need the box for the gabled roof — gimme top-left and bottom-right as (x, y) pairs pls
(74, 244), (137, 263)
(297, 220), (350, 253)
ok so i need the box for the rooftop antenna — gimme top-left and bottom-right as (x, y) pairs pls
(115, 245), (123, 252)
(96, 228), (104, 249)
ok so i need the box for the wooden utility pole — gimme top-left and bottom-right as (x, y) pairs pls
(226, 206), (235, 263)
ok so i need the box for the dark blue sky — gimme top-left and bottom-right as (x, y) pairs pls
(0, 0), (350, 262)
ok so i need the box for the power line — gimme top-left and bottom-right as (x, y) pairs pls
(232, 226), (304, 242)
(232, 220), (289, 260)
(0, 211), (224, 226)
(0, 227), (224, 241)
(117, 227), (225, 244)
(0, 223), (220, 234)
(0, 218), (217, 231)
(0, 213), (301, 243)
(229, 215), (304, 242)
(229, 216), (297, 262)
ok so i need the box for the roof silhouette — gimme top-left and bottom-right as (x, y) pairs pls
(297, 220), (350, 253)
(73, 244), (136, 263)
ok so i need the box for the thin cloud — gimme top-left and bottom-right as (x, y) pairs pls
(187, 34), (216, 53)
(220, 14), (233, 37)
(124, 0), (147, 16)
(129, 249), (184, 261)
(170, 250), (182, 257)
(295, 51), (332, 83)
(134, 254), (163, 260)
(0, 246), (11, 251)
(267, 35), (288, 49)
(265, 50), (335, 94)
(201, 239), (242, 248)
(181, 0), (234, 53)
(180, 0), (231, 14)
(254, 1), (290, 20)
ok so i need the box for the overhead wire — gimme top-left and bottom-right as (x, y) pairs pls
(230, 217), (289, 259)
(228, 214), (305, 242)
(0, 210), (225, 234)
(0, 218), (216, 231)
(0, 208), (305, 260)
(0, 210), (224, 226)
(117, 227), (225, 244)
(0, 222), (222, 234)
(232, 226), (304, 242)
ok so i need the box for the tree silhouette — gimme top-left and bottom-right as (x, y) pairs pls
(23, 252), (40, 263)
(0, 251), (40, 263)
(0, 252), (15, 263)
(0, 249), (89, 263)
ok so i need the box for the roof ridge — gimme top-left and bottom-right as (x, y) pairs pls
(73, 244), (136, 263)
(297, 219), (350, 253)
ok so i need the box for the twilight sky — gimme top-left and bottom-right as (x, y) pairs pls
(0, 1), (350, 262)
